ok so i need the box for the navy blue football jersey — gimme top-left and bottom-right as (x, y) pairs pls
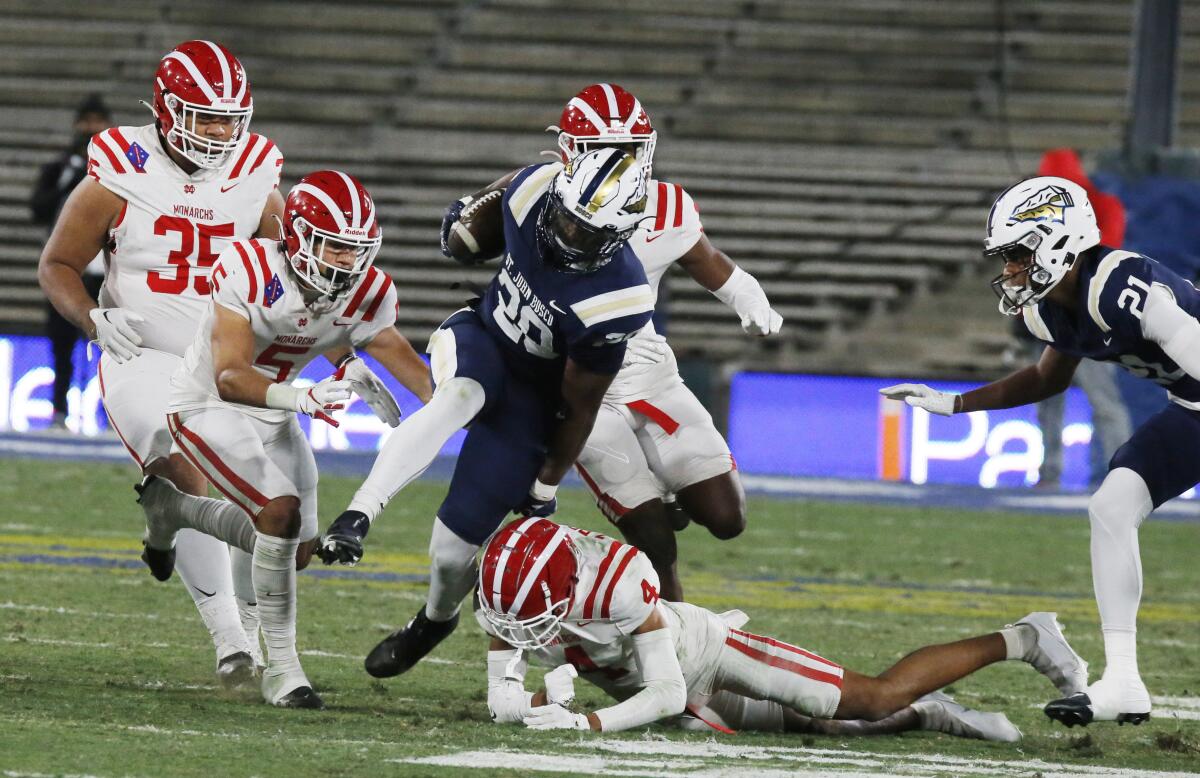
(477, 162), (654, 377)
(1022, 246), (1200, 406)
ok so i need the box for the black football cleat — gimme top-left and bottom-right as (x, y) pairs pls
(666, 501), (691, 532)
(1044, 693), (1151, 728)
(364, 607), (459, 678)
(140, 542), (176, 582)
(216, 651), (258, 692)
(273, 685), (325, 710)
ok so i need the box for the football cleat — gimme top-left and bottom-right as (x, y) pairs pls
(1011, 612), (1089, 697)
(1044, 676), (1151, 728)
(364, 607), (459, 678)
(912, 691), (1022, 742)
(135, 475), (178, 581)
(261, 668), (323, 709)
(273, 686), (325, 710)
(216, 651), (258, 692)
(665, 500), (691, 532)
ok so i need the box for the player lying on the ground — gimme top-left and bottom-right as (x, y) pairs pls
(37, 39), (285, 688)
(476, 517), (1089, 738)
(439, 83), (784, 601)
(315, 149), (656, 678)
(881, 175), (1200, 727)
(137, 170), (432, 708)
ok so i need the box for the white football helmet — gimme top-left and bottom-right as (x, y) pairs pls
(536, 148), (648, 273)
(985, 176), (1101, 314)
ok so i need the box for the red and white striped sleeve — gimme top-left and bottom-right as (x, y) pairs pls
(211, 240), (268, 319)
(578, 539), (660, 636)
(227, 133), (285, 190)
(342, 267), (399, 347)
(86, 127), (143, 199)
(649, 181), (704, 257)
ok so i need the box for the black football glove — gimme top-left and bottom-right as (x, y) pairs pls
(316, 510), (371, 566)
(513, 487), (557, 519)
(439, 196), (470, 258)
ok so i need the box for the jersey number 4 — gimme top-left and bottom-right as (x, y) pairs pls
(147, 216), (235, 296)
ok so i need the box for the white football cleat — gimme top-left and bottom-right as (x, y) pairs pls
(1011, 612), (1089, 696)
(912, 691), (1022, 742)
(1044, 675), (1151, 728)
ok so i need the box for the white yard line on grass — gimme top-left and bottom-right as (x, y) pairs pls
(0, 601), (187, 622)
(299, 648), (458, 666)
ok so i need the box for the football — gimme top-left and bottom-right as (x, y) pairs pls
(446, 187), (506, 264)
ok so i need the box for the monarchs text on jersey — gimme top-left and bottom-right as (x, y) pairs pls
(169, 239), (397, 421)
(88, 125), (283, 356)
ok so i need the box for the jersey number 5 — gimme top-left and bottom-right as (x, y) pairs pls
(147, 216), (235, 296)
(254, 344), (309, 382)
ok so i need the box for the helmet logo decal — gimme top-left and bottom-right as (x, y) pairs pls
(580, 153), (636, 215)
(1009, 185), (1073, 226)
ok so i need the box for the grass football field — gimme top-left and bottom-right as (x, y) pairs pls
(1, 457), (1197, 777)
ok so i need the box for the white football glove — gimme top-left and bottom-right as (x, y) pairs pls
(741, 306), (784, 337)
(543, 663), (578, 707)
(623, 333), (669, 366)
(88, 307), (144, 363)
(879, 383), (959, 416)
(266, 376), (353, 427)
(338, 356), (402, 427)
(523, 703), (590, 731)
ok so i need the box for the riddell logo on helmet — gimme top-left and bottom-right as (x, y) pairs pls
(342, 228), (367, 237)
(1009, 185), (1073, 226)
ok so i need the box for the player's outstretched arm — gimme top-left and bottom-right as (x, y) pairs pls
(362, 327), (434, 404)
(211, 304), (351, 423)
(1141, 283), (1200, 380)
(515, 358), (616, 517)
(677, 234), (782, 337)
(522, 609), (687, 732)
(881, 346), (1079, 415)
(37, 176), (125, 337)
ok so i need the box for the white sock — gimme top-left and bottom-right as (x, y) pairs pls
(999, 624), (1036, 660)
(146, 478), (257, 553)
(425, 517), (480, 622)
(174, 529), (249, 660)
(1088, 468), (1152, 679)
(253, 533), (301, 677)
(348, 377), (485, 520)
(230, 546), (263, 666)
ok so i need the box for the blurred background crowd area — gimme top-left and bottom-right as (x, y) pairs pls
(2, 1), (1198, 467)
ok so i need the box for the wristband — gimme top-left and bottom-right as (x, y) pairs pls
(264, 382), (299, 412)
(531, 479), (558, 502)
(334, 351), (359, 369)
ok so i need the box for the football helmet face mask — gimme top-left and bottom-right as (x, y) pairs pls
(152, 40), (253, 170)
(477, 518), (579, 651)
(984, 176), (1101, 315)
(536, 148), (647, 273)
(551, 83), (656, 199)
(281, 170), (381, 300)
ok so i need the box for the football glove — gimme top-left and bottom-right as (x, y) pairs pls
(316, 510), (370, 566)
(740, 306), (784, 337)
(623, 333), (670, 366)
(514, 479), (557, 518)
(89, 307), (145, 363)
(879, 383), (959, 416)
(543, 663), (578, 707)
(338, 356), (401, 427)
(439, 196), (470, 258)
(265, 376), (352, 427)
(713, 267), (783, 337)
(523, 703), (590, 731)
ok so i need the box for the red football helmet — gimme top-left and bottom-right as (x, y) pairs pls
(477, 518), (579, 649)
(152, 40), (253, 169)
(551, 83), (656, 194)
(281, 170), (381, 299)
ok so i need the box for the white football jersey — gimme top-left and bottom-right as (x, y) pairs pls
(88, 124), (283, 356)
(606, 179), (703, 401)
(169, 239), (398, 422)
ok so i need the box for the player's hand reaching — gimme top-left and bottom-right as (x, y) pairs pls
(523, 703), (590, 731)
(316, 510), (370, 566)
(623, 333), (670, 366)
(543, 664), (578, 707)
(337, 356), (402, 427)
(879, 383), (959, 416)
(741, 305), (783, 337)
(88, 307), (145, 363)
(266, 375), (352, 427)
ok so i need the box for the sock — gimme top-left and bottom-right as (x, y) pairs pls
(1000, 624), (1036, 660)
(174, 529), (249, 661)
(425, 516), (480, 622)
(348, 377), (485, 520)
(145, 478), (257, 553)
(230, 546), (263, 666)
(253, 532), (302, 677)
(1088, 468), (1152, 679)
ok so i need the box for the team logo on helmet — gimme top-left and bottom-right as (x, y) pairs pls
(1009, 185), (1074, 226)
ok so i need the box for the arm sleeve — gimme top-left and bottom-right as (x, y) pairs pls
(592, 628), (687, 732)
(486, 649), (534, 725)
(349, 275), (399, 348)
(210, 246), (255, 320)
(1141, 282), (1200, 380)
